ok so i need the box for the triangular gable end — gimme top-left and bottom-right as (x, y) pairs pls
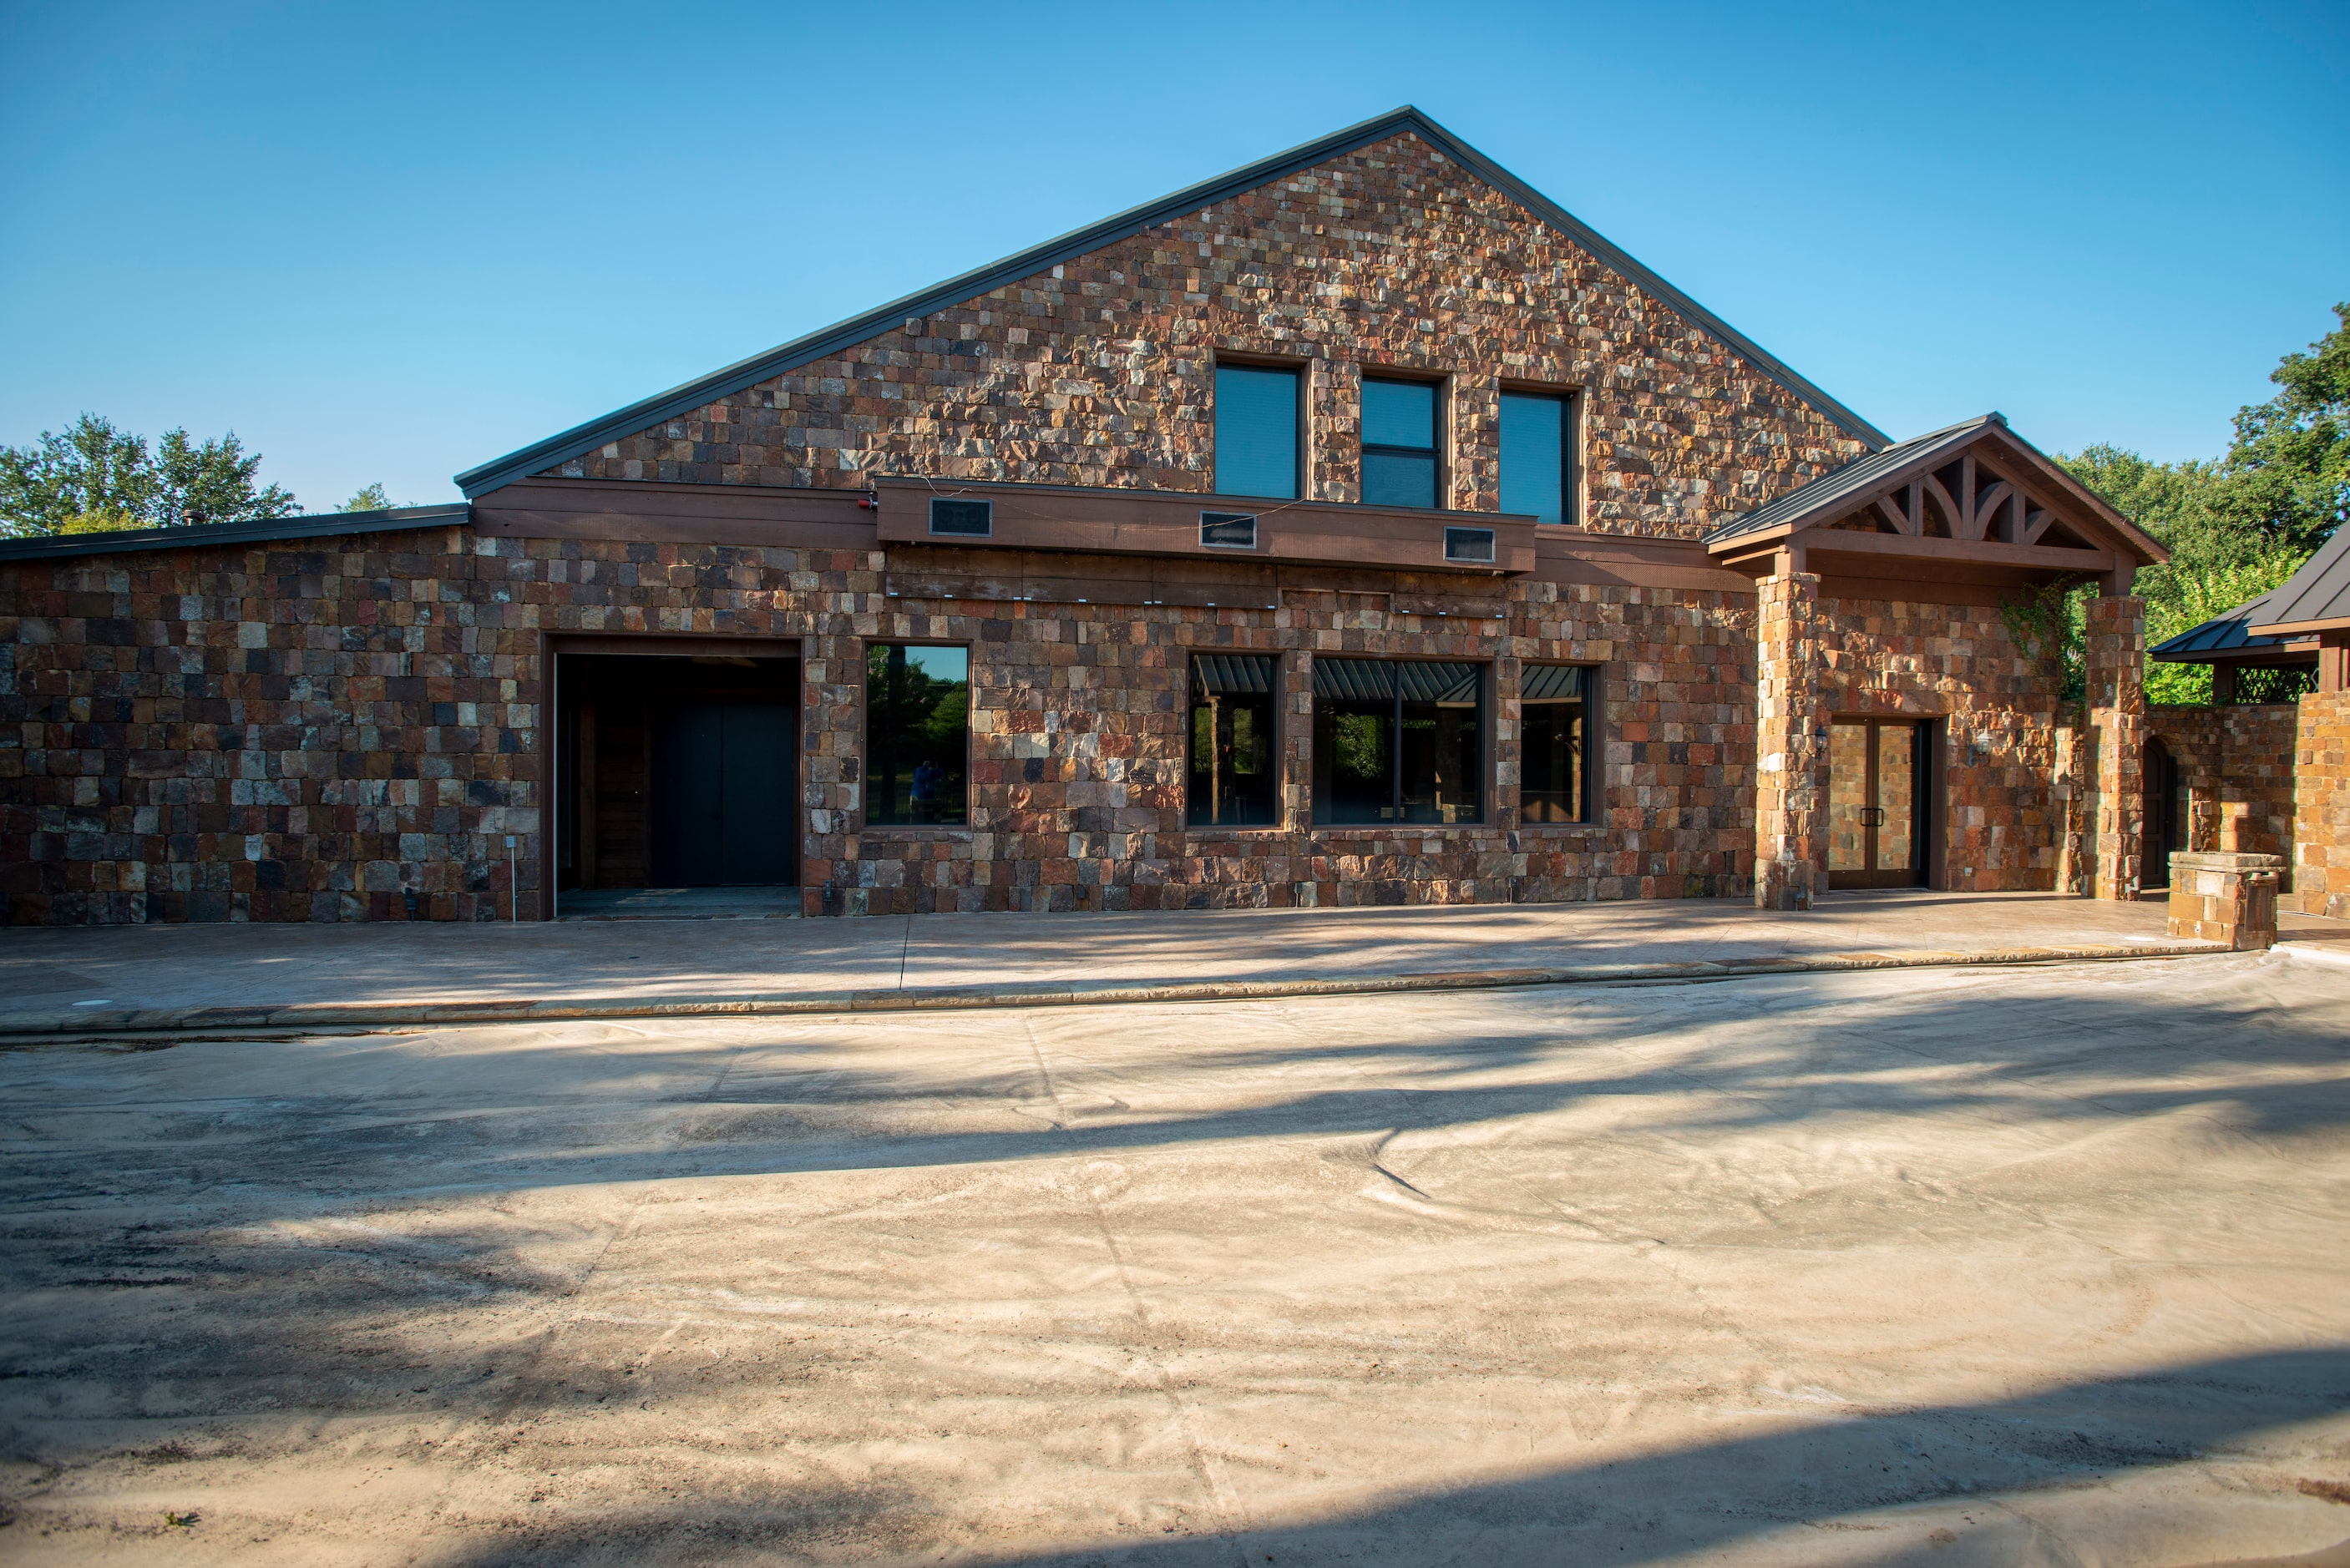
(453, 108), (1888, 498)
(1704, 413), (2166, 591)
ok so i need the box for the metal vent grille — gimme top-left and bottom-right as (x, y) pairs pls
(1443, 526), (1496, 564)
(1200, 511), (1258, 549)
(929, 498), (992, 537)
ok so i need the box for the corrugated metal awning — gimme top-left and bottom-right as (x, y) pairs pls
(1521, 664), (1587, 702)
(1192, 654), (1276, 695)
(1314, 658), (1481, 706)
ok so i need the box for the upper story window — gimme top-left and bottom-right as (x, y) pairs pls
(1500, 390), (1575, 524)
(1214, 364), (1299, 499)
(866, 644), (970, 826)
(1362, 377), (1441, 509)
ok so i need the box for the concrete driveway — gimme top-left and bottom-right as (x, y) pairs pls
(3, 948), (2349, 1565)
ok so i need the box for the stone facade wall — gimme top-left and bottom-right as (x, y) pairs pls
(1, 529), (1761, 924)
(0, 525), (541, 924)
(2293, 690), (2350, 918)
(555, 131), (1867, 542)
(1812, 594), (2069, 892)
(813, 574), (1757, 915)
(2146, 703), (2299, 863)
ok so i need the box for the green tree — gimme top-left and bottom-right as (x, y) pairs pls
(154, 427), (296, 527)
(0, 413), (299, 537)
(339, 483), (396, 512)
(2060, 304), (2350, 705)
(0, 414), (156, 535)
(2210, 301), (2349, 555)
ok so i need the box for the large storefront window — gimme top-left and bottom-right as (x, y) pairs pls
(1188, 655), (1279, 827)
(1520, 664), (1591, 823)
(866, 645), (969, 826)
(1311, 659), (1484, 825)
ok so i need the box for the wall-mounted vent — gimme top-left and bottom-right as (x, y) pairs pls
(1443, 526), (1496, 564)
(929, 498), (992, 537)
(1200, 511), (1258, 549)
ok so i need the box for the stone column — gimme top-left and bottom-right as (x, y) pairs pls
(2084, 594), (2147, 900)
(1753, 554), (1827, 910)
(2293, 688), (2350, 918)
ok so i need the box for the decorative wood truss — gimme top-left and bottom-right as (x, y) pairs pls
(1706, 416), (2166, 602)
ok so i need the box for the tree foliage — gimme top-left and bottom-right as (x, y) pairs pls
(2060, 303), (2348, 706)
(339, 483), (397, 513)
(0, 413), (298, 537)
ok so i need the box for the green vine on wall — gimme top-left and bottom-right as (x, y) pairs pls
(1998, 580), (2094, 707)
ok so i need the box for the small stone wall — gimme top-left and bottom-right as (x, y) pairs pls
(2146, 703), (2299, 863)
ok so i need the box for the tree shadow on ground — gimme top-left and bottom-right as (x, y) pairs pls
(408, 1348), (2350, 1567)
(2, 958), (2345, 1559)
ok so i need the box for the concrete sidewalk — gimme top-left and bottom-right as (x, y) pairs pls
(3, 892), (2343, 1036)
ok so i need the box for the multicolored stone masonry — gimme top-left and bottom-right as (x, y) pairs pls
(555, 132), (1866, 542)
(2166, 851), (2282, 949)
(2293, 690), (2350, 918)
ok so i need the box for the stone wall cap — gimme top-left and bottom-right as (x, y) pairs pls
(2170, 851), (2286, 871)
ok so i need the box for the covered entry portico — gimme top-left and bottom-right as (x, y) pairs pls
(1708, 413), (2169, 908)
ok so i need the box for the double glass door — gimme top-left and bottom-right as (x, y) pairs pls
(1828, 720), (1927, 889)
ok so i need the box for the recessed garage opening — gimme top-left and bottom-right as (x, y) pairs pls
(555, 651), (799, 918)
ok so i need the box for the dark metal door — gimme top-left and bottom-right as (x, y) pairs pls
(1827, 720), (1927, 890)
(651, 701), (797, 887)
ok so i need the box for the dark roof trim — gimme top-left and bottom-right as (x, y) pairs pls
(2247, 525), (2350, 637)
(453, 106), (1888, 499)
(1705, 414), (1999, 544)
(0, 504), (471, 566)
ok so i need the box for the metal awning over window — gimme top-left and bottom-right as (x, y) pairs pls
(1313, 658), (1481, 706)
(1520, 664), (1587, 702)
(1192, 654), (1276, 695)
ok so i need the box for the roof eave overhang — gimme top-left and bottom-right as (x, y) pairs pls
(454, 107), (1888, 499)
(2248, 615), (2350, 638)
(1705, 420), (2168, 567)
(0, 504), (473, 566)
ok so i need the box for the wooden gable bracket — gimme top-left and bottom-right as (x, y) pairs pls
(1708, 419), (2168, 601)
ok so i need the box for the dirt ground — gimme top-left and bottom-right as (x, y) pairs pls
(3, 948), (2349, 1565)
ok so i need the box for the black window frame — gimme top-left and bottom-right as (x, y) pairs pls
(862, 640), (974, 830)
(1185, 652), (1283, 829)
(1213, 359), (1304, 501)
(1518, 661), (1598, 827)
(1499, 386), (1579, 526)
(1309, 656), (1487, 827)
(1361, 373), (1445, 511)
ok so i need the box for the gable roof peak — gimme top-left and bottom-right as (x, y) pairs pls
(454, 107), (1888, 498)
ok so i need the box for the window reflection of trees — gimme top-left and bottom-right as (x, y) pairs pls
(866, 645), (969, 826)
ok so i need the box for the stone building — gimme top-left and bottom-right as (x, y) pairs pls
(0, 108), (2170, 926)
(2146, 524), (2350, 918)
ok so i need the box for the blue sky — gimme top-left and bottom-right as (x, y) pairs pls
(3, 2), (2343, 509)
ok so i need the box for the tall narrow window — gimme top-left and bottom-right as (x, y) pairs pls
(1500, 390), (1574, 524)
(1214, 364), (1299, 499)
(1521, 664), (1591, 823)
(865, 645), (969, 826)
(1312, 659), (1483, 825)
(1188, 655), (1279, 827)
(1362, 377), (1440, 509)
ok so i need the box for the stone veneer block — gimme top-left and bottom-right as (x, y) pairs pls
(2165, 851), (2282, 949)
(2294, 690), (2350, 918)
